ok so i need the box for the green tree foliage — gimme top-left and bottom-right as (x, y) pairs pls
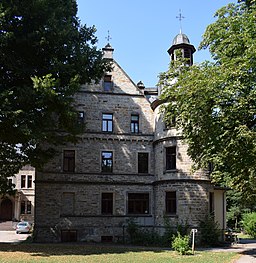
(0, 0), (109, 193)
(242, 212), (256, 237)
(160, 1), (256, 202)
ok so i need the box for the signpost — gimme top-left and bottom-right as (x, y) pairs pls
(191, 229), (198, 254)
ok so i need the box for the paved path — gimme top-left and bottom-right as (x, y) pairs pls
(232, 240), (256, 263)
(200, 239), (256, 263)
(0, 230), (31, 243)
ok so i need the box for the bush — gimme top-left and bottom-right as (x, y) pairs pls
(172, 232), (190, 255)
(242, 212), (256, 238)
(199, 214), (221, 246)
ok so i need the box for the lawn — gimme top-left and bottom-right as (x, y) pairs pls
(0, 243), (239, 263)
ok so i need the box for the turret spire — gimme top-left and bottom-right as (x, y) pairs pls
(176, 9), (185, 34)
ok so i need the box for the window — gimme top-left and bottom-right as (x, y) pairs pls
(61, 192), (75, 215)
(102, 113), (113, 132)
(21, 175), (26, 188)
(166, 192), (177, 214)
(27, 175), (32, 188)
(27, 201), (32, 214)
(131, 114), (139, 133)
(78, 111), (84, 124)
(138, 152), (149, 174)
(128, 193), (149, 214)
(101, 193), (113, 214)
(20, 201), (31, 214)
(166, 146), (176, 170)
(8, 178), (12, 186)
(63, 150), (75, 172)
(101, 151), (113, 173)
(209, 192), (214, 214)
(103, 75), (113, 91)
(20, 201), (26, 214)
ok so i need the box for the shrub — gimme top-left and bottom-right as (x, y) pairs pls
(172, 232), (190, 255)
(242, 212), (256, 238)
(199, 214), (221, 246)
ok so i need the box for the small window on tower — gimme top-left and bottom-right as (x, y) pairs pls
(103, 75), (113, 91)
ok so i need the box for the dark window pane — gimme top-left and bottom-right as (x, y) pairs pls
(166, 192), (177, 214)
(128, 193), (149, 214)
(21, 175), (26, 188)
(27, 175), (32, 188)
(101, 193), (113, 214)
(20, 201), (25, 214)
(209, 192), (214, 214)
(138, 153), (149, 173)
(166, 146), (176, 170)
(63, 150), (75, 172)
(27, 201), (32, 214)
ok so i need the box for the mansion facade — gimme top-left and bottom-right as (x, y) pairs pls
(34, 32), (226, 242)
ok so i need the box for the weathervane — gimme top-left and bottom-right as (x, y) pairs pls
(176, 9), (185, 33)
(106, 30), (112, 44)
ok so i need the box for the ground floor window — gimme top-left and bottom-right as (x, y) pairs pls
(101, 193), (113, 214)
(20, 201), (32, 214)
(165, 192), (177, 214)
(128, 193), (149, 214)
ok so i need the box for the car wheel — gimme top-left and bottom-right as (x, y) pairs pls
(16, 231), (19, 234)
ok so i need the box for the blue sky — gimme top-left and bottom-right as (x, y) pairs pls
(77, 0), (235, 87)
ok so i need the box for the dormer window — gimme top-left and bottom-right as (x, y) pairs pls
(103, 75), (113, 91)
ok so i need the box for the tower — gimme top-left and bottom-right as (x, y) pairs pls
(167, 31), (196, 66)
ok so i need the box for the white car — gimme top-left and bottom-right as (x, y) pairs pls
(16, 221), (32, 234)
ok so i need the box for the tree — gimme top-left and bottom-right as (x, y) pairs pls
(159, 1), (256, 203)
(0, 0), (110, 193)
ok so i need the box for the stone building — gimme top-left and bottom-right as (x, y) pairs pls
(0, 165), (35, 222)
(34, 32), (226, 242)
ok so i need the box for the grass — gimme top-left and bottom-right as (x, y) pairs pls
(0, 243), (239, 263)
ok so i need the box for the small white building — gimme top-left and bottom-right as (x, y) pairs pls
(0, 165), (35, 222)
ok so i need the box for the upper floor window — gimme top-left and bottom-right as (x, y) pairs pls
(102, 113), (113, 132)
(101, 151), (113, 173)
(131, 114), (139, 133)
(27, 175), (32, 188)
(166, 191), (177, 214)
(63, 150), (75, 172)
(21, 175), (26, 188)
(138, 152), (149, 174)
(103, 75), (113, 91)
(101, 193), (113, 215)
(166, 146), (176, 170)
(128, 193), (149, 214)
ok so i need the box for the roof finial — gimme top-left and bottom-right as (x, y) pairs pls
(105, 30), (112, 44)
(176, 9), (185, 33)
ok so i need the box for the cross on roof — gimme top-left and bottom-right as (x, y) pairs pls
(176, 9), (185, 33)
(106, 30), (112, 44)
